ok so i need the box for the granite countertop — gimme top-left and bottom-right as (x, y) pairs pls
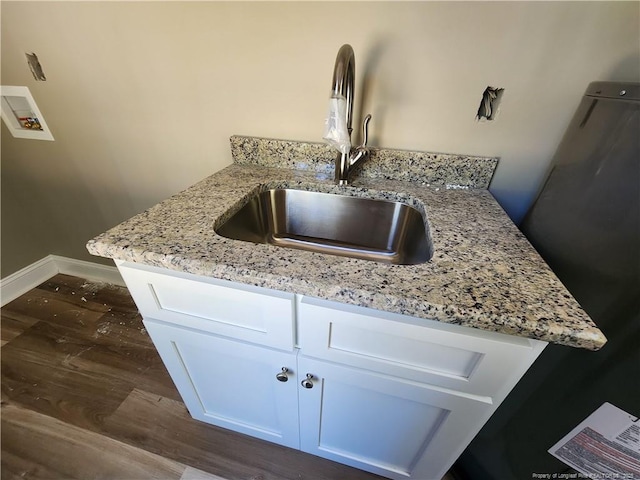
(87, 136), (607, 350)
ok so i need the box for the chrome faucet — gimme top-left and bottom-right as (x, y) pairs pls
(330, 44), (372, 185)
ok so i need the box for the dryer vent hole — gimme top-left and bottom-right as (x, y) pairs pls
(476, 86), (504, 121)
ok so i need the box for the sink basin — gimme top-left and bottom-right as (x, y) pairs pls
(215, 188), (432, 265)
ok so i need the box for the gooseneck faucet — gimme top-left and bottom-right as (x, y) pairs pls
(331, 44), (372, 185)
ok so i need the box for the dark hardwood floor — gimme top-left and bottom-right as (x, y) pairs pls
(1, 274), (392, 480)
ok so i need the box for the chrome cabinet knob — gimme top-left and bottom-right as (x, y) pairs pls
(276, 367), (289, 382)
(301, 373), (314, 389)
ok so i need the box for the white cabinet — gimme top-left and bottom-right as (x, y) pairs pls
(117, 262), (300, 449)
(296, 297), (546, 480)
(117, 261), (547, 480)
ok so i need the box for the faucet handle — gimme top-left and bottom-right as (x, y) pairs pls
(359, 114), (372, 148)
(348, 114), (372, 169)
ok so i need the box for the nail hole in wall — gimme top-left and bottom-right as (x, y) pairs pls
(476, 86), (504, 121)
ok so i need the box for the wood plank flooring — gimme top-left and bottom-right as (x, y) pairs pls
(1, 274), (454, 480)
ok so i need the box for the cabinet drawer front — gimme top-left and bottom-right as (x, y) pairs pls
(298, 297), (545, 397)
(118, 263), (294, 350)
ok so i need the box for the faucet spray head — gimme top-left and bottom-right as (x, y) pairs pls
(331, 44), (355, 137)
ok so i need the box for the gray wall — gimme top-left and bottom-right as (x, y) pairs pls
(2, 1), (639, 277)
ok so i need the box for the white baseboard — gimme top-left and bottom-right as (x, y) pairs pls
(0, 256), (59, 307)
(51, 255), (124, 287)
(1, 255), (124, 307)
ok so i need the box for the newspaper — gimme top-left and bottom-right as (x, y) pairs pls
(548, 402), (639, 479)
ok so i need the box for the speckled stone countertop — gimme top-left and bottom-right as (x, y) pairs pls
(87, 137), (606, 350)
(230, 135), (498, 188)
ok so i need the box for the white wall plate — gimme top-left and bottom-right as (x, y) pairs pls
(1, 85), (54, 141)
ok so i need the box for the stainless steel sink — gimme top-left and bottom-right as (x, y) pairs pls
(215, 188), (432, 265)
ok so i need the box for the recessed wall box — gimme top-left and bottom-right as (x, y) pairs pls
(1, 85), (54, 140)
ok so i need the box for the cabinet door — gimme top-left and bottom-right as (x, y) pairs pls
(297, 356), (492, 480)
(144, 319), (300, 449)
